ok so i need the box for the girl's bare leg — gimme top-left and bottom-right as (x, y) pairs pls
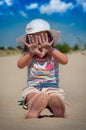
(24, 92), (37, 109)
(48, 93), (65, 117)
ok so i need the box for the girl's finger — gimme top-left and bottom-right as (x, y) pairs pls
(28, 35), (32, 43)
(30, 35), (34, 43)
(41, 33), (45, 42)
(35, 35), (39, 45)
(45, 32), (48, 42)
(36, 49), (42, 56)
(24, 42), (30, 48)
(50, 39), (55, 46)
(38, 35), (42, 44)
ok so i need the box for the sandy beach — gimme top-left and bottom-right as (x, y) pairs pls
(0, 52), (86, 130)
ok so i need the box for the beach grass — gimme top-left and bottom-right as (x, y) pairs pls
(0, 49), (22, 57)
(0, 48), (86, 57)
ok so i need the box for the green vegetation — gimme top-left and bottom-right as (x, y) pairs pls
(55, 42), (86, 54)
(55, 42), (71, 53)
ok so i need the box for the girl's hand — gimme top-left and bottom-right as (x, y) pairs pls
(39, 32), (54, 52)
(25, 42), (41, 56)
(25, 35), (42, 56)
(25, 33), (55, 57)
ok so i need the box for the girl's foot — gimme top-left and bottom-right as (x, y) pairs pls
(25, 92), (48, 118)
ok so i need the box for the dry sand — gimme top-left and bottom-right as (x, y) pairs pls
(0, 52), (86, 130)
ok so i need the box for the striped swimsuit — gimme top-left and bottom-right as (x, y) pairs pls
(27, 57), (59, 89)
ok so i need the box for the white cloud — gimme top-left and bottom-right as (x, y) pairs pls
(19, 11), (27, 18)
(39, 0), (73, 15)
(77, 0), (86, 11)
(26, 3), (38, 10)
(4, 0), (13, 6)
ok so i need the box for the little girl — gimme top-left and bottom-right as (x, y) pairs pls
(17, 19), (68, 118)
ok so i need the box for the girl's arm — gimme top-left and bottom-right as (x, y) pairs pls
(51, 49), (68, 65)
(17, 53), (33, 69)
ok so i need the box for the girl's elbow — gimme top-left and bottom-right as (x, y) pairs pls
(17, 61), (24, 69)
(63, 57), (68, 65)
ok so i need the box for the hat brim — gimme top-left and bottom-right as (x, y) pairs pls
(16, 30), (61, 48)
(50, 30), (61, 43)
(16, 34), (26, 48)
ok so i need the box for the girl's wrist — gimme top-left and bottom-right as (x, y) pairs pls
(27, 51), (34, 57)
(24, 52), (34, 59)
(49, 47), (55, 52)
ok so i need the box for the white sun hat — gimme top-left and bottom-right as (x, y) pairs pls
(16, 19), (61, 47)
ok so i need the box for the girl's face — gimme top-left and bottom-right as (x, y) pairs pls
(25, 31), (53, 61)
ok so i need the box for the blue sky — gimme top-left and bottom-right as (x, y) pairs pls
(0, 0), (86, 47)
